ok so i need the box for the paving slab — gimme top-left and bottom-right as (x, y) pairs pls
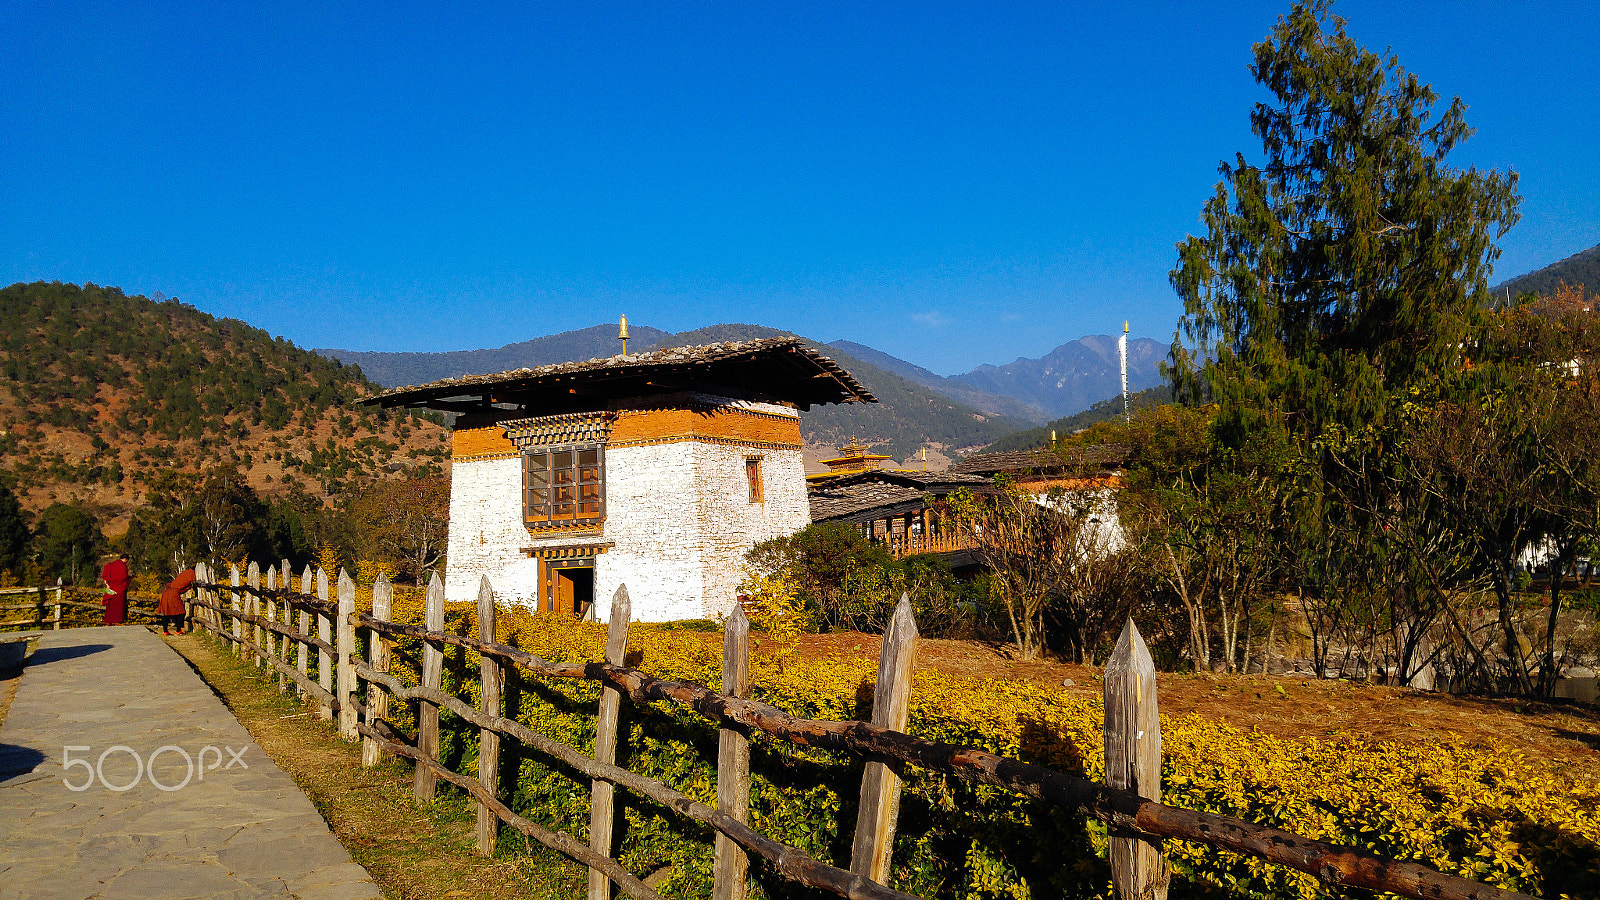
(0, 627), (379, 900)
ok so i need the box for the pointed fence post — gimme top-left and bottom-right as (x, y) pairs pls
(476, 575), (501, 855)
(589, 585), (632, 900)
(414, 571), (446, 803)
(280, 560), (292, 687)
(713, 606), (751, 900)
(849, 594), (918, 885)
(363, 574), (393, 767)
(230, 565), (243, 657)
(266, 565), (281, 687)
(248, 561), (262, 668)
(1104, 619), (1170, 900)
(297, 565), (312, 696)
(337, 569), (358, 741)
(317, 568), (333, 720)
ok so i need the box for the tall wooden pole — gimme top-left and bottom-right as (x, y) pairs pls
(713, 606), (751, 900)
(336, 569), (358, 741)
(1105, 619), (1170, 900)
(362, 574), (393, 767)
(414, 571), (445, 803)
(476, 575), (501, 855)
(317, 567), (333, 720)
(849, 594), (918, 885)
(589, 584), (631, 900)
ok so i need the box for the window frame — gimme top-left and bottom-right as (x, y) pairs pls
(745, 455), (764, 504)
(524, 442), (605, 527)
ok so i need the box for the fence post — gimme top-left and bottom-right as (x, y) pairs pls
(849, 593), (918, 885)
(248, 561), (262, 668)
(36, 584), (46, 630)
(278, 560), (291, 691)
(414, 571), (445, 803)
(337, 569), (358, 741)
(588, 584), (631, 900)
(317, 568), (333, 720)
(266, 565), (281, 687)
(54, 579), (62, 627)
(191, 563), (207, 633)
(1104, 619), (1170, 900)
(231, 565), (242, 657)
(475, 575), (502, 855)
(363, 574), (393, 767)
(713, 605), (751, 900)
(298, 565), (312, 697)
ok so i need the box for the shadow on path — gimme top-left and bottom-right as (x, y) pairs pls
(0, 743), (45, 784)
(24, 643), (111, 665)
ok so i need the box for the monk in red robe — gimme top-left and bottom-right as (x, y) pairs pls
(100, 553), (131, 625)
(158, 568), (197, 635)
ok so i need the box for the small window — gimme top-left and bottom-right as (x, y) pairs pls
(525, 444), (605, 527)
(746, 457), (763, 503)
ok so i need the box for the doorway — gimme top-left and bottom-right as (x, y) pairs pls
(544, 561), (594, 617)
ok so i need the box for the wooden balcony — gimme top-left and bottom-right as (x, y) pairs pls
(878, 528), (978, 559)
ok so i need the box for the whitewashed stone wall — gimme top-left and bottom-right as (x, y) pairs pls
(443, 456), (542, 605)
(595, 441), (808, 622)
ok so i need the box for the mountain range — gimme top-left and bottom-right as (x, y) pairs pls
(322, 324), (1168, 464)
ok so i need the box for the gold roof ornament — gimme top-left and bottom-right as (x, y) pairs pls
(618, 315), (630, 356)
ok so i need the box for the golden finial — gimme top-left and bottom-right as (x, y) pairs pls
(618, 315), (630, 356)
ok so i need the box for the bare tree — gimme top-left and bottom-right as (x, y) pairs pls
(951, 480), (1127, 662)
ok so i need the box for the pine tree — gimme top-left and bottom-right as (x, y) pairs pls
(1170, 0), (1520, 435)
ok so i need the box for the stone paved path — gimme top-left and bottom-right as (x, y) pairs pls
(0, 627), (380, 900)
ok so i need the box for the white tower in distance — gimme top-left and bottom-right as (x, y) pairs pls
(1118, 321), (1130, 422)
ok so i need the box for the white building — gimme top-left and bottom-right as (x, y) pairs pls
(365, 338), (875, 621)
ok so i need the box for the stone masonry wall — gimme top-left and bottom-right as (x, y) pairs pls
(443, 456), (541, 606)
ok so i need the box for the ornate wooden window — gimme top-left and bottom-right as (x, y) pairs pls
(746, 456), (763, 503)
(524, 444), (605, 527)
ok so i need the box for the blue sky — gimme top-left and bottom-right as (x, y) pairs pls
(4, 2), (1596, 375)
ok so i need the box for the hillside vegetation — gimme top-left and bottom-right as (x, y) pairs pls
(1494, 240), (1600, 303)
(646, 325), (1028, 461)
(0, 281), (451, 532)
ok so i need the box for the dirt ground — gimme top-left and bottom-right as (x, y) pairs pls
(790, 631), (1600, 784)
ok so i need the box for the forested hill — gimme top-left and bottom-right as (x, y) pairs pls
(320, 323), (674, 388)
(0, 281), (450, 530)
(645, 325), (1027, 462)
(1494, 241), (1600, 302)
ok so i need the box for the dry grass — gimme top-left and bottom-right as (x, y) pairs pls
(164, 630), (587, 900)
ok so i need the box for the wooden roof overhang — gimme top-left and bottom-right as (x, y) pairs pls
(807, 470), (995, 524)
(360, 337), (877, 416)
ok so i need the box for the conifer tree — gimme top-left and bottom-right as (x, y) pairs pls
(1167, 0), (1521, 684)
(1170, 0), (1520, 434)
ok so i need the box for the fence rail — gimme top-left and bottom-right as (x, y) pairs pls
(173, 565), (1533, 900)
(0, 582), (165, 631)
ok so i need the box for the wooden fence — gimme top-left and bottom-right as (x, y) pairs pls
(176, 563), (1532, 900)
(0, 582), (162, 631)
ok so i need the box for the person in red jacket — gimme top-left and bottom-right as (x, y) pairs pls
(100, 552), (131, 625)
(157, 568), (197, 635)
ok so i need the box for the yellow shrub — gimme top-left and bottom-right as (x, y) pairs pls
(362, 603), (1599, 900)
